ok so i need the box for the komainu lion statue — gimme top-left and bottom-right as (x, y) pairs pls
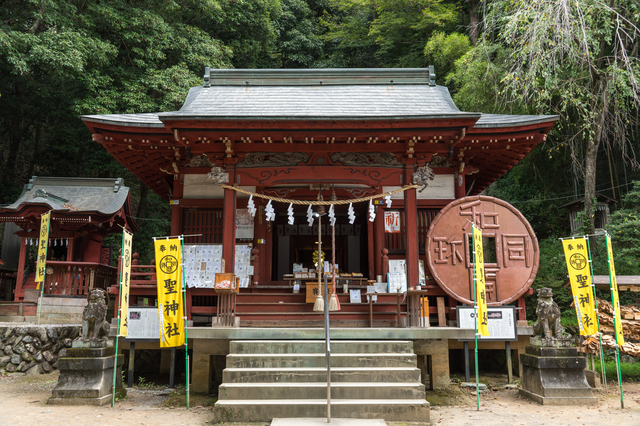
(533, 287), (566, 339)
(81, 288), (110, 340)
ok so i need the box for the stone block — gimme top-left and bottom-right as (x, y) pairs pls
(584, 369), (602, 389)
(48, 350), (126, 406)
(519, 345), (597, 405)
(413, 339), (449, 390)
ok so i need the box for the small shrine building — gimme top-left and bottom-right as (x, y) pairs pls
(0, 176), (138, 308)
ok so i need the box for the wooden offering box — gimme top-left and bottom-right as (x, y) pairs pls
(215, 273), (238, 293)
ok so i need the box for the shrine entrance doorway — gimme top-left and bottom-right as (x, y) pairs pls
(270, 199), (370, 282)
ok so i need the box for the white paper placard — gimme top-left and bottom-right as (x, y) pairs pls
(457, 306), (517, 341)
(388, 259), (406, 274)
(388, 272), (407, 293)
(349, 289), (361, 303)
(126, 307), (160, 340)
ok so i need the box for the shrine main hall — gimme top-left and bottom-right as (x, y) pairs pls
(81, 68), (557, 421)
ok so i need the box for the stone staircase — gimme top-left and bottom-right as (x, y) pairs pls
(213, 340), (430, 423)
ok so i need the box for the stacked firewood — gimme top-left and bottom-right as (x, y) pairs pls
(597, 299), (640, 341)
(582, 334), (640, 357)
(579, 299), (640, 357)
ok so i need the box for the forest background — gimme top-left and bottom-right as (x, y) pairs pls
(1, 0), (639, 323)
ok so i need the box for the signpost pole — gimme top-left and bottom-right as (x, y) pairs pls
(180, 236), (190, 410)
(505, 341), (513, 384)
(604, 232), (624, 409)
(112, 230), (126, 407)
(324, 272), (331, 423)
(36, 211), (51, 326)
(472, 228), (480, 411)
(584, 236), (607, 390)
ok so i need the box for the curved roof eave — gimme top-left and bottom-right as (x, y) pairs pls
(472, 113), (559, 129)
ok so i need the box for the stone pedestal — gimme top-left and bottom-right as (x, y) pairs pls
(48, 343), (126, 406)
(519, 345), (597, 405)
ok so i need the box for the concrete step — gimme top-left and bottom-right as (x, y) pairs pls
(229, 340), (414, 355)
(226, 353), (417, 368)
(213, 398), (431, 423)
(223, 366), (421, 383)
(218, 382), (426, 400)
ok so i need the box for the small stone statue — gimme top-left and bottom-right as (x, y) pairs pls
(80, 288), (110, 341)
(532, 288), (571, 346)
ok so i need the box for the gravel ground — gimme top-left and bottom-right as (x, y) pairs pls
(1, 371), (639, 426)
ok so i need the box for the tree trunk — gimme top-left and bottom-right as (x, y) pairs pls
(26, 122), (42, 179)
(469, 0), (479, 45)
(137, 182), (150, 218)
(583, 139), (599, 235)
(583, 81), (609, 235)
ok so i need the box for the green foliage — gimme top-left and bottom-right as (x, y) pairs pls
(485, 145), (572, 240)
(0, 0), (232, 205)
(368, 0), (461, 67)
(321, 0), (464, 68)
(604, 359), (640, 382)
(447, 41), (511, 111)
(607, 181), (640, 268)
(423, 32), (471, 83)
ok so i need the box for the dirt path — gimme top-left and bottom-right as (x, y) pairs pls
(1, 372), (638, 425)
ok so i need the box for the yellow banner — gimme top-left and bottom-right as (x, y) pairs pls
(118, 230), (133, 337)
(155, 238), (184, 347)
(562, 238), (598, 336)
(35, 212), (51, 286)
(473, 226), (489, 337)
(606, 234), (625, 346)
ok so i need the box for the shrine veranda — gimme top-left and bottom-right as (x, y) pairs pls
(78, 68), (557, 392)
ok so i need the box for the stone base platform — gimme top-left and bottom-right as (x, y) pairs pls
(47, 345), (126, 406)
(519, 345), (597, 405)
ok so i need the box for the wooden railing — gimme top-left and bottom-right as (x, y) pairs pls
(44, 261), (118, 296)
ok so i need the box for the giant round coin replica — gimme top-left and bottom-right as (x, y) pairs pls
(426, 195), (539, 305)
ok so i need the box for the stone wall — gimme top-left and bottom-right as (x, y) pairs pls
(0, 325), (81, 375)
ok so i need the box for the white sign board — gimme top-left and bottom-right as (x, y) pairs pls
(457, 306), (517, 341)
(126, 307), (160, 340)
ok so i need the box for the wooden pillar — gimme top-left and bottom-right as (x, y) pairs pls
(381, 248), (389, 280)
(404, 164), (419, 290)
(222, 167), (237, 274)
(254, 187), (267, 284)
(373, 190), (385, 278)
(171, 174), (188, 318)
(367, 218), (375, 280)
(14, 237), (27, 301)
(455, 170), (466, 199)
(171, 174), (184, 236)
(67, 237), (75, 262)
(251, 248), (260, 284)
(517, 295), (527, 322)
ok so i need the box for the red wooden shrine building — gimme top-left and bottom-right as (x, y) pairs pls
(81, 68), (557, 327)
(0, 176), (138, 308)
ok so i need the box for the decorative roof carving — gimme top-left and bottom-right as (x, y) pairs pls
(237, 152), (310, 167)
(185, 155), (214, 168)
(330, 152), (402, 167)
(428, 155), (452, 168)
